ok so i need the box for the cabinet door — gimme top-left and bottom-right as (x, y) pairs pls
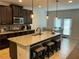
(18, 7), (23, 17)
(6, 7), (12, 24)
(0, 6), (2, 24)
(26, 10), (32, 24)
(23, 9), (32, 24)
(12, 6), (19, 17)
(10, 5), (19, 17)
(10, 5), (23, 17)
(1, 6), (6, 25)
(22, 9), (27, 24)
(0, 6), (12, 25)
(0, 35), (9, 50)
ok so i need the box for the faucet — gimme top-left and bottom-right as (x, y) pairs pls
(36, 27), (41, 35)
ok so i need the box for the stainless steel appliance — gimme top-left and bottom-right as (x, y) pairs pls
(13, 17), (24, 24)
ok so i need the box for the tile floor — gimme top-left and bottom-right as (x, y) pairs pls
(0, 38), (79, 59)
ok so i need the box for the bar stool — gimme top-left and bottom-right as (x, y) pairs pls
(46, 42), (55, 57)
(55, 39), (61, 51)
(42, 41), (55, 58)
(31, 44), (46, 59)
(51, 39), (61, 52)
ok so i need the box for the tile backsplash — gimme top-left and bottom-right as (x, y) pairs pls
(0, 24), (31, 31)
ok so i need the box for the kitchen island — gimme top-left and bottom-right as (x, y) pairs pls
(8, 31), (61, 59)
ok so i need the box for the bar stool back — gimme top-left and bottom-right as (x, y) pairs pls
(51, 39), (61, 52)
(46, 41), (55, 57)
(31, 44), (46, 59)
(42, 40), (55, 58)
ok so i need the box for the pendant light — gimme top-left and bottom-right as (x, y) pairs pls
(56, 0), (58, 19)
(31, 0), (34, 18)
(46, 0), (49, 19)
(19, 0), (22, 2)
(38, 0), (42, 8)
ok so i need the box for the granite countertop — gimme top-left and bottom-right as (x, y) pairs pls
(0, 29), (34, 35)
(8, 31), (60, 47)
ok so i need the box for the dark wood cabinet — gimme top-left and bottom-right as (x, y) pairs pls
(23, 9), (33, 24)
(10, 5), (23, 17)
(18, 7), (23, 17)
(0, 6), (2, 24)
(26, 10), (32, 24)
(0, 6), (6, 25)
(0, 5), (12, 25)
(0, 4), (32, 25)
(6, 7), (12, 24)
(0, 35), (9, 50)
(9, 41), (17, 59)
(22, 9), (27, 24)
(12, 6), (18, 17)
(1, 6), (6, 24)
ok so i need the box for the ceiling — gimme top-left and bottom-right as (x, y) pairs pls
(0, 0), (79, 11)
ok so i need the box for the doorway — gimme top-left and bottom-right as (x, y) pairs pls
(62, 18), (72, 37)
(53, 18), (72, 38)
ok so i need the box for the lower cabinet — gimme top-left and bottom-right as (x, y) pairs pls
(0, 35), (9, 50)
(0, 30), (35, 50)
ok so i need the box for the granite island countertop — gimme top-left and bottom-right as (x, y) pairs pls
(8, 31), (61, 47)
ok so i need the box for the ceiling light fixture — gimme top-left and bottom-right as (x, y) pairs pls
(68, 0), (72, 3)
(31, 0), (34, 18)
(19, 0), (22, 2)
(46, 0), (49, 19)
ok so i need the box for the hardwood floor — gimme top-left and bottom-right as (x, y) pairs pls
(0, 38), (79, 59)
(67, 43), (79, 59)
(0, 48), (10, 59)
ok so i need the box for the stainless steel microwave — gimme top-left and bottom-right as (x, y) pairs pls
(13, 17), (24, 24)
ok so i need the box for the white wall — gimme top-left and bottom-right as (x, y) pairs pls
(31, 8), (47, 29)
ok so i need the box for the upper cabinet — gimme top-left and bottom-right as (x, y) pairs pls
(22, 9), (27, 24)
(0, 4), (33, 25)
(23, 9), (32, 24)
(26, 10), (32, 24)
(0, 6), (6, 24)
(0, 6), (2, 24)
(6, 7), (12, 24)
(0, 6), (12, 25)
(10, 4), (23, 17)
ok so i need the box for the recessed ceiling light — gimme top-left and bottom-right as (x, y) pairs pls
(19, 0), (22, 2)
(68, 0), (72, 3)
(38, 5), (42, 8)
